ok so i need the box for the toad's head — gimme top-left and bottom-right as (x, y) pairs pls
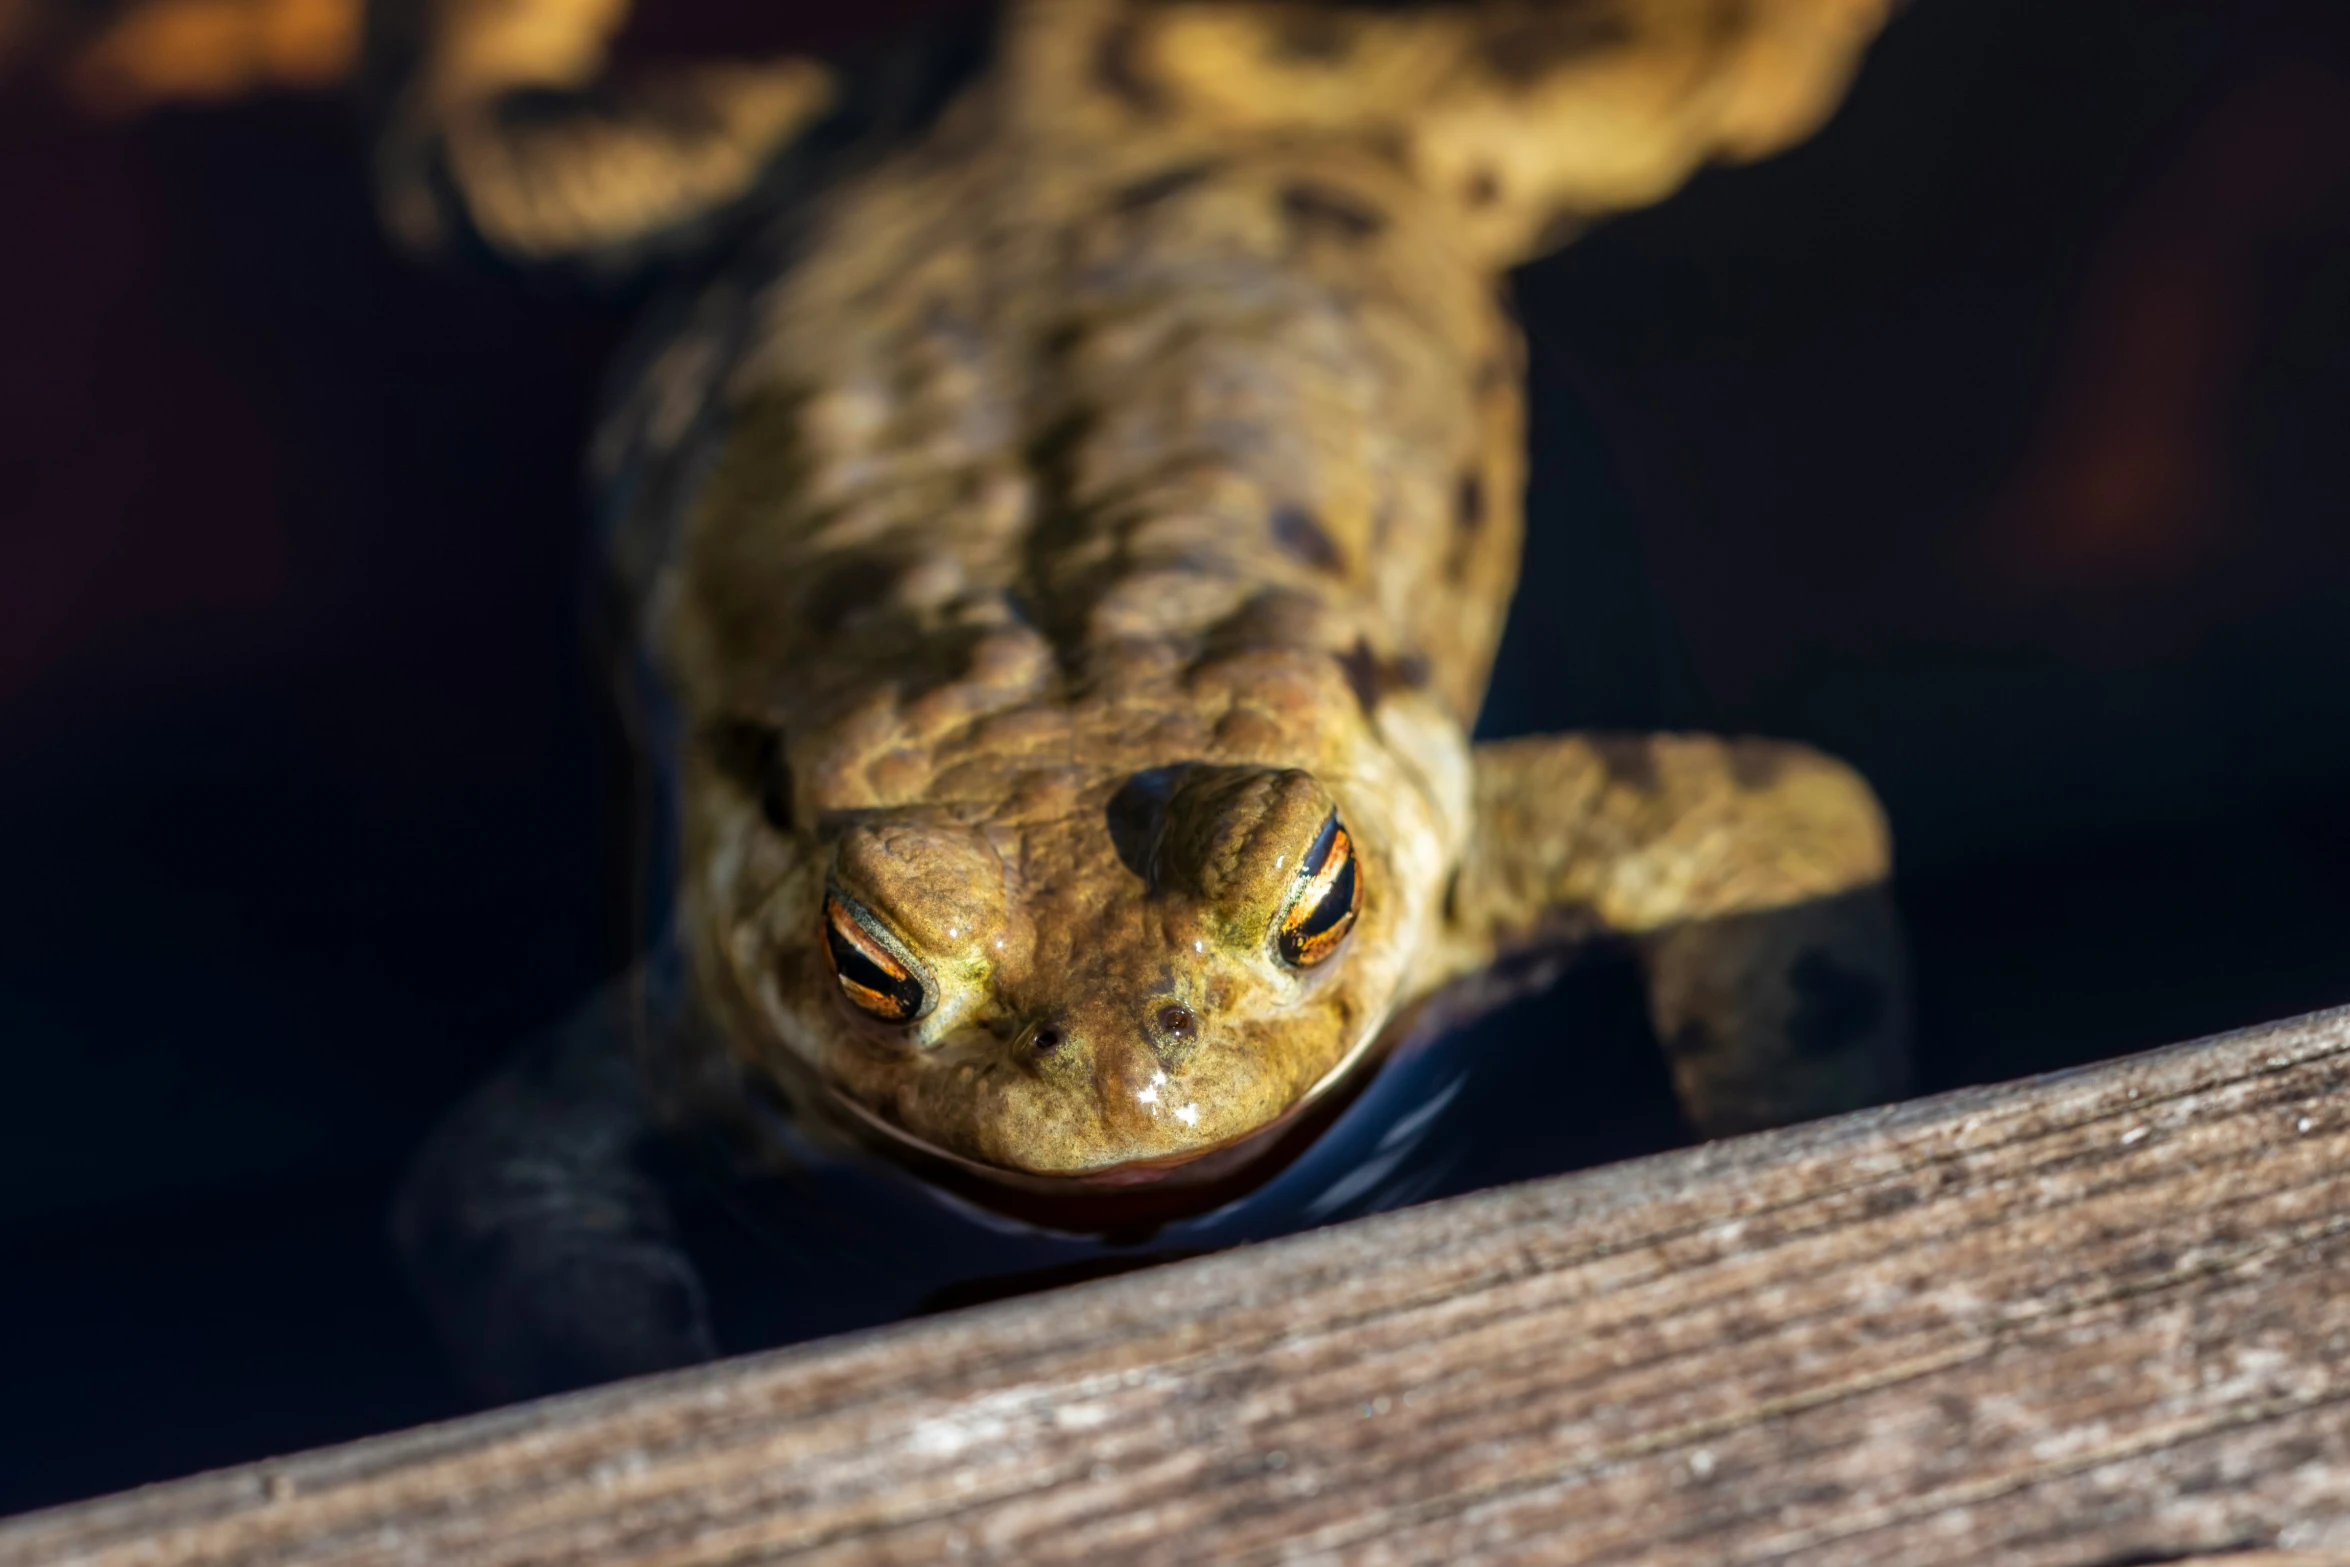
(693, 744), (1453, 1186)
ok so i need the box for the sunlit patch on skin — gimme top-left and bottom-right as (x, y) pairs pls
(1279, 813), (1363, 966)
(824, 893), (930, 1023)
(1134, 1065), (1202, 1128)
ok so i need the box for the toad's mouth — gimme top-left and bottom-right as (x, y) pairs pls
(822, 1000), (1402, 1194)
(817, 1062), (1393, 1236)
(824, 1081), (1320, 1192)
(811, 1028), (1397, 1230)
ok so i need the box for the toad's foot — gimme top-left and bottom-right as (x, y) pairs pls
(1437, 733), (1911, 1138)
(1639, 884), (1910, 1136)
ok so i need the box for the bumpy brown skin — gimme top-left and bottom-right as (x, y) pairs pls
(405, 0), (1902, 1184)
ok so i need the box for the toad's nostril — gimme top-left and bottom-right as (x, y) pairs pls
(1154, 1002), (1197, 1041)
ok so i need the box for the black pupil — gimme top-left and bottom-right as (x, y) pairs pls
(827, 920), (925, 1018)
(1292, 814), (1356, 941)
(1293, 850), (1357, 941)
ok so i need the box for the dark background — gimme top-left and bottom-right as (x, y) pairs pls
(6, 0), (2350, 1516)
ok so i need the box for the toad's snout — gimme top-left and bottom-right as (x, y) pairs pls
(1025, 996), (1200, 1069)
(1026, 995), (1216, 1140)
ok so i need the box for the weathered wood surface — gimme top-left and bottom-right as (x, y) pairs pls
(14, 1009), (2350, 1566)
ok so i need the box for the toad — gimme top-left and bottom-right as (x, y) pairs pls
(388, 0), (1908, 1398)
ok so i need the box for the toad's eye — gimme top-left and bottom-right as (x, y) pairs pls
(1277, 814), (1362, 967)
(823, 894), (929, 1022)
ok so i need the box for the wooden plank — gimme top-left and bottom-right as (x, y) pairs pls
(13, 1008), (2350, 1566)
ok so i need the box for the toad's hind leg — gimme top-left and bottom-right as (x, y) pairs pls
(373, 0), (839, 271)
(1050, 0), (1891, 269)
(1441, 734), (1911, 1138)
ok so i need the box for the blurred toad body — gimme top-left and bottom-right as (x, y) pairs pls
(391, 0), (1910, 1394)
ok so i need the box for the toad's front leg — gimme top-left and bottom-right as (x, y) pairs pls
(393, 975), (718, 1400)
(1436, 734), (1911, 1138)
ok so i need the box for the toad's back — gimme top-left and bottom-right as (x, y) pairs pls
(663, 34), (1525, 783)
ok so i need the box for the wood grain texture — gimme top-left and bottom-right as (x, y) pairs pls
(14, 1008), (2350, 1566)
